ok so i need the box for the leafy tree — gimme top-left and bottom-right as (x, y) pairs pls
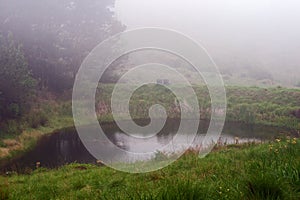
(0, 0), (125, 92)
(0, 33), (36, 120)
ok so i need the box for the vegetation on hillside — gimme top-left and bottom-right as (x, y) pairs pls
(0, 0), (125, 123)
(96, 84), (300, 130)
(0, 0), (125, 139)
(0, 0), (125, 92)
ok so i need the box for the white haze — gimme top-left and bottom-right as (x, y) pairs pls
(115, 0), (300, 85)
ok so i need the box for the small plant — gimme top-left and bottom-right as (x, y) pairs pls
(0, 140), (6, 148)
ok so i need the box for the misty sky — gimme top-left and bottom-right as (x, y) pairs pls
(115, 0), (300, 83)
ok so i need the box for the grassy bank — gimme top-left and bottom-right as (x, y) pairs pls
(0, 98), (74, 160)
(0, 85), (299, 161)
(97, 84), (300, 129)
(0, 138), (299, 199)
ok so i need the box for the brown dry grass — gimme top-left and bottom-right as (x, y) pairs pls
(0, 148), (9, 157)
(0, 130), (42, 159)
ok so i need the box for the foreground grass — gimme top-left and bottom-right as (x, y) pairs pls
(1, 139), (299, 200)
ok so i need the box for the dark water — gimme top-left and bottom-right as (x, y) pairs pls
(0, 119), (293, 173)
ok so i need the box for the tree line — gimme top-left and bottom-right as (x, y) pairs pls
(0, 0), (125, 122)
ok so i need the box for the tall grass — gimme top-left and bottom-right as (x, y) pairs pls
(1, 138), (299, 199)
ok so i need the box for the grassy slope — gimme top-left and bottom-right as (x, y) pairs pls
(0, 139), (299, 200)
(98, 85), (300, 129)
(225, 86), (300, 129)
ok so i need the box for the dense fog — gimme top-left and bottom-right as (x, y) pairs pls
(116, 0), (300, 85)
(0, 0), (299, 88)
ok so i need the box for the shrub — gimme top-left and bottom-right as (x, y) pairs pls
(0, 120), (22, 136)
(60, 102), (72, 116)
(27, 111), (49, 128)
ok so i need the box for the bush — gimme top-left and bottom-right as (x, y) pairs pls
(0, 120), (22, 136)
(60, 102), (72, 116)
(27, 111), (49, 128)
(0, 140), (6, 147)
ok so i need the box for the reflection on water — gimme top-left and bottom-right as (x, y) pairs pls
(0, 119), (293, 172)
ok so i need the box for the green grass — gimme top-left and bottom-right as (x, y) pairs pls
(96, 84), (300, 130)
(1, 138), (299, 200)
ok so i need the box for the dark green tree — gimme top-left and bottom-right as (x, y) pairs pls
(0, 0), (125, 92)
(0, 33), (36, 120)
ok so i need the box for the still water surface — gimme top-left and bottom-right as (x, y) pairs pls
(0, 119), (292, 172)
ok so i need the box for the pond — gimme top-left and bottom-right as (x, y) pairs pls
(0, 119), (294, 173)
